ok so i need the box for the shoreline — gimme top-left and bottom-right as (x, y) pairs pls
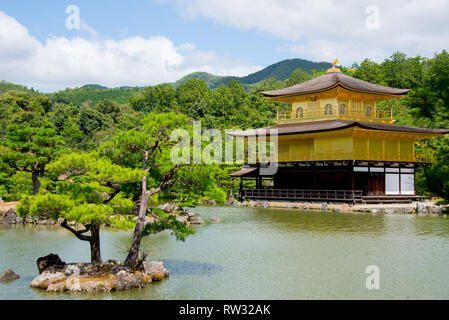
(230, 200), (448, 216)
(1, 200), (448, 227)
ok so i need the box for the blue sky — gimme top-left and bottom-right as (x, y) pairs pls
(1, 0), (448, 91)
(1, 0), (286, 66)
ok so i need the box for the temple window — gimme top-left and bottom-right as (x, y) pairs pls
(352, 101), (362, 114)
(296, 107), (304, 119)
(339, 104), (347, 115)
(324, 104), (333, 115)
(365, 106), (372, 117)
(307, 102), (318, 116)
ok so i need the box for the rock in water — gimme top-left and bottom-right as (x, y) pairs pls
(114, 270), (146, 291)
(210, 217), (221, 223)
(189, 215), (204, 225)
(157, 203), (179, 213)
(30, 271), (66, 289)
(208, 199), (217, 206)
(1, 209), (18, 224)
(0, 269), (20, 282)
(225, 196), (235, 206)
(37, 254), (65, 274)
(143, 261), (169, 281)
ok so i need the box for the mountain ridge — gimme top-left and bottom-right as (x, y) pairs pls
(0, 58), (332, 106)
(173, 58), (332, 89)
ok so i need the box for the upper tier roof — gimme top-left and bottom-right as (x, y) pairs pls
(261, 71), (410, 97)
(229, 120), (449, 137)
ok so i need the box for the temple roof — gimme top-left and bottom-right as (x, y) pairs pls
(261, 71), (410, 97)
(229, 120), (449, 137)
(229, 167), (258, 177)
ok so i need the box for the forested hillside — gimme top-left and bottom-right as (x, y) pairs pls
(49, 86), (142, 106)
(174, 58), (332, 89)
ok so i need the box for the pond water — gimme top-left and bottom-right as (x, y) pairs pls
(1, 206), (449, 300)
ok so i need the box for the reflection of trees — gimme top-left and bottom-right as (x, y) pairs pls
(247, 208), (387, 235)
(413, 216), (449, 240)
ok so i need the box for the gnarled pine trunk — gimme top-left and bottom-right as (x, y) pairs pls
(89, 224), (102, 264)
(32, 171), (40, 195)
(61, 221), (102, 265)
(124, 176), (150, 267)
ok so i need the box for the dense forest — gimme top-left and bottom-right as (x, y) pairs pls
(1, 51), (449, 207)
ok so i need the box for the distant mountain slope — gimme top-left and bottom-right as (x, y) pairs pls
(81, 84), (109, 90)
(49, 86), (141, 106)
(174, 58), (332, 89)
(0, 81), (39, 95)
(1, 58), (332, 106)
(238, 58), (331, 83)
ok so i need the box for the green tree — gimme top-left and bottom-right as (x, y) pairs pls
(176, 79), (210, 119)
(17, 152), (143, 263)
(352, 59), (383, 84)
(1, 124), (64, 194)
(129, 83), (178, 113)
(285, 68), (312, 87)
(420, 164), (449, 204)
(94, 99), (121, 123)
(380, 52), (425, 89)
(49, 103), (79, 133)
(407, 50), (449, 128)
(0, 91), (51, 138)
(78, 103), (113, 136)
(101, 113), (195, 267)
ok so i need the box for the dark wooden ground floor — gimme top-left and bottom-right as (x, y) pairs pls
(231, 161), (427, 204)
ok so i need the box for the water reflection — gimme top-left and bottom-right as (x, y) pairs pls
(244, 207), (388, 236)
(2, 207), (449, 300)
(413, 215), (449, 239)
(163, 260), (224, 275)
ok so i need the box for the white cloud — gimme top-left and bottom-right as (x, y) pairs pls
(0, 10), (261, 92)
(171, 0), (449, 64)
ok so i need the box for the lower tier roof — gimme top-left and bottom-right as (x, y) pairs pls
(229, 120), (449, 137)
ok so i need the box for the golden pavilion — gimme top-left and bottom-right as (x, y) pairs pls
(230, 62), (449, 204)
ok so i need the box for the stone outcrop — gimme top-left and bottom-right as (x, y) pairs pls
(225, 195), (235, 206)
(201, 199), (218, 206)
(114, 270), (147, 291)
(31, 271), (67, 289)
(188, 215), (204, 225)
(0, 207), (57, 225)
(210, 217), (221, 223)
(37, 254), (66, 274)
(173, 209), (205, 226)
(157, 203), (180, 213)
(0, 269), (20, 282)
(0, 208), (18, 224)
(143, 261), (169, 281)
(371, 208), (386, 215)
(30, 260), (168, 293)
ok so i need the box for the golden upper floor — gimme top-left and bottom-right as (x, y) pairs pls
(262, 67), (409, 125)
(276, 92), (394, 124)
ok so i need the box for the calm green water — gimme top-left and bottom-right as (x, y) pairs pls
(1, 206), (449, 300)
